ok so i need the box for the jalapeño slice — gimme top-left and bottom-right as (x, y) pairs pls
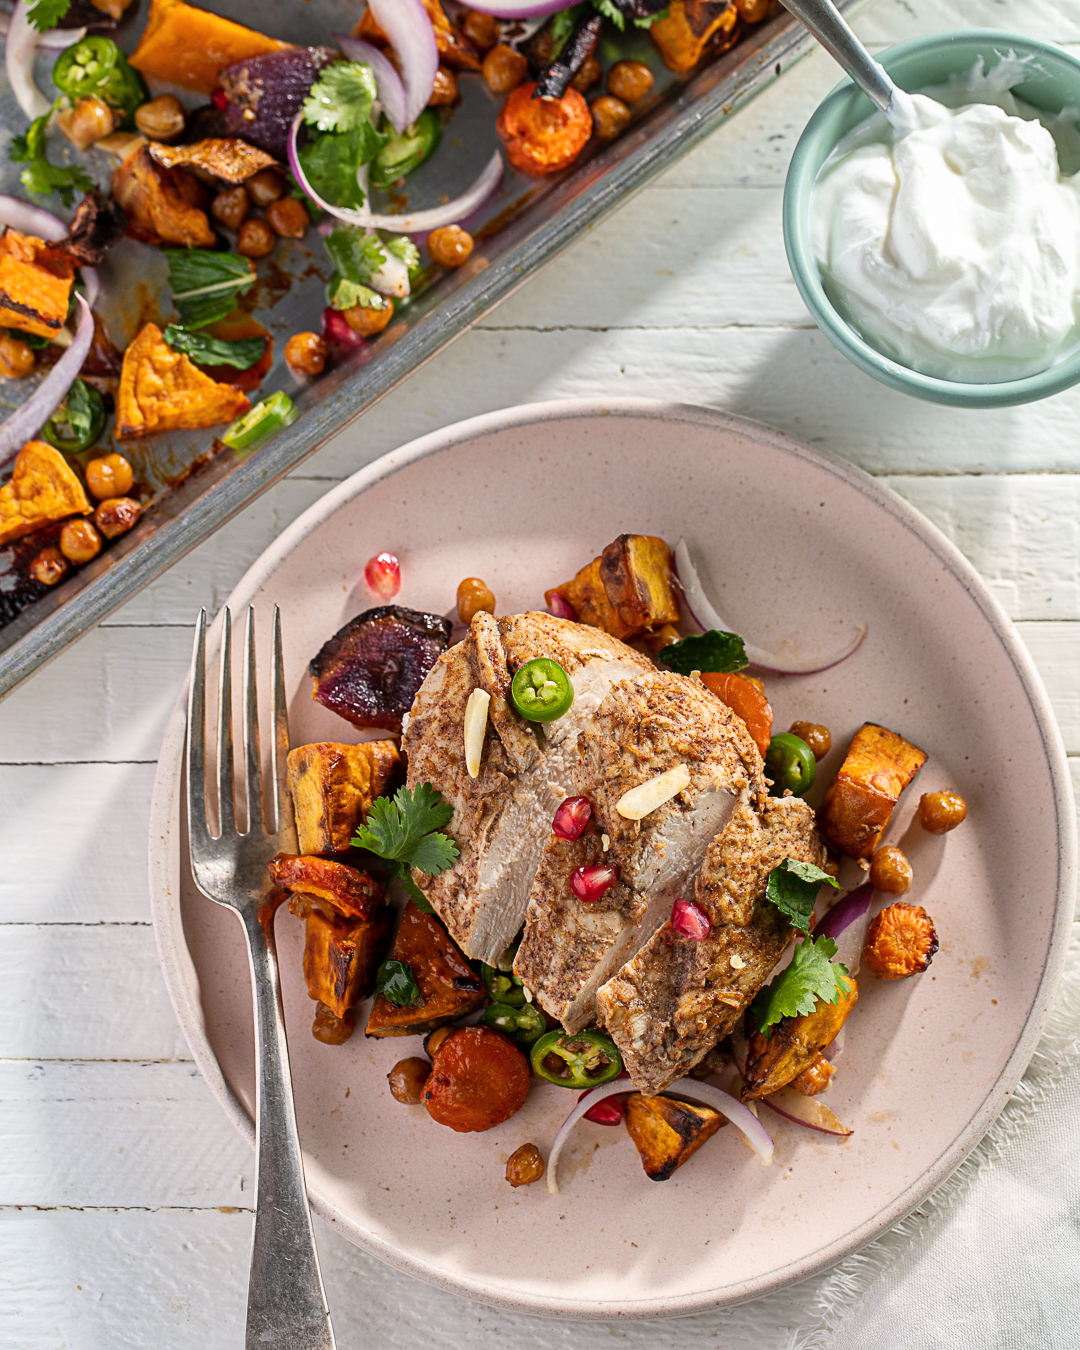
(530, 1029), (623, 1089)
(511, 657), (573, 723)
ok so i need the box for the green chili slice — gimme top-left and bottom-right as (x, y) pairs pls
(764, 732), (816, 798)
(480, 942), (527, 1007)
(221, 391), (298, 457)
(370, 109), (443, 188)
(52, 37), (147, 117)
(530, 1029), (623, 1089)
(511, 657), (574, 723)
(481, 1001), (546, 1048)
(41, 378), (105, 453)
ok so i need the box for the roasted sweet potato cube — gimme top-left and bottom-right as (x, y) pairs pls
(818, 723), (927, 859)
(0, 229), (76, 340)
(286, 740), (401, 855)
(742, 977), (858, 1100)
(0, 441), (92, 546)
(650, 0), (739, 74)
(116, 322), (250, 438)
(546, 533), (679, 639)
(111, 147), (216, 249)
(365, 900), (487, 1037)
(129, 0), (292, 93)
(301, 905), (392, 1019)
(623, 1093), (725, 1181)
(267, 853), (384, 920)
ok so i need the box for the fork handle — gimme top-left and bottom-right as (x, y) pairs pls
(242, 905), (335, 1349)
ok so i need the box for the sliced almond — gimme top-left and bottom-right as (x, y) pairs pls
(615, 763), (691, 820)
(463, 687), (490, 779)
(730, 953), (746, 970)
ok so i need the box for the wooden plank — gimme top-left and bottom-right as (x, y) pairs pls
(1015, 622), (1080, 755)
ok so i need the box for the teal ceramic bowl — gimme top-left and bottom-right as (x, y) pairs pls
(783, 31), (1080, 408)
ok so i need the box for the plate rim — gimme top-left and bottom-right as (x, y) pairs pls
(148, 396), (1077, 1319)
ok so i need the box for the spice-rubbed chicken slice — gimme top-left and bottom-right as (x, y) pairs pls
(516, 671), (765, 1032)
(596, 793), (824, 1094)
(403, 611), (654, 964)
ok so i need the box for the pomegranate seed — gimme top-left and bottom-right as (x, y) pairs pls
(547, 592), (577, 621)
(578, 1091), (626, 1126)
(570, 864), (616, 903)
(671, 896), (710, 941)
(211, 88), (228, 110)
(321, 307), (364, 349)
(364, 551), (401, 599)
(552, 796), (591, 840)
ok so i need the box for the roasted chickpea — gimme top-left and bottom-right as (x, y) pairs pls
(590, 94), (630, 142)
(64, 95), (118, 151)
(572, 56), (602, 93)
(285, 331), (328, 377)
(429, 66), (458, 105)
(246, 169), (285, 207)
(94, 496), (141, 540)
(0, 332), (34, 379)
(428, 224), (474, 269)
(789, 720), (832, 760)
(312, 1001), (355, 1045)
(424, 1025), (454, 1058)
(461, 8), (500, 52)
(134, 94), (185, 142)
(505, 1142), (544, 1187)
(734, 0), (774, 21)
(863, 902), (938, 980)
(870, 845), (913, 895)
(237, 217), (276, 259)
(918, 791), (968, 835)
(267, 196), (309, 239)
(59, 519), (103, 565)
(211, 185), (250, 232)
(483, 44), (528, 94)
(791, 1053), (835, 1096)
(85, 453), (134, 501)
(342, 298), (394, 337)
(607, 59), (654, 104)
(457, 576), (496, 625)
(30, 547), (69, 586)
(388, 1056), (432, 1105)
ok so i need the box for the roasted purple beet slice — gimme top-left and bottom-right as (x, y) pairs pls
(310, 606), (451, 732)
(220, 47), (338, 160)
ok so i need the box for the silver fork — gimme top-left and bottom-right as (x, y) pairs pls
(187, 605), (336, 1350)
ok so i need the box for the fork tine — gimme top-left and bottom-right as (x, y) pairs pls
(186, 608), (212, 852)
(217, 607), (235, 836)
(242, 606), (263, 835)
(270, 604), (291, 837)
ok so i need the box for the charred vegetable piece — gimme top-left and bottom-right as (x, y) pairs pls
(535, 12), (603, 100)
(59, 189), (126, 267)
(497, 83), (591, 178)
(148, 138), (281, 185)
(111, 146), (216, 249)
(115, 322), (250, 438)
(220, 46), (338, 159)
(267, 853), (384, 921)
(129, 0), (291, 94)
(422, 1026), (531, 1132)
(863, 902), (938, 980)
(545, 533), (679, 640)
(365, 900), (487, 1038)
(624, 1092), (724, 1181)
(701, 671), (773, 757)
(650, 0), (739, 73)
(301, 905), (393, 1020)
(0, 229), (75, 341)
(530, 1029), (622, 1089)
(0, 441), (92, 547)
(742, 977), (857, 1099)
(285, 739), (401, 855)
(309, 605), (452, 732)
(819, 722), (927, 859)
(481, 1001), (546, 1048)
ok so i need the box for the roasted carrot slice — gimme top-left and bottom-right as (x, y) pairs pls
(496, 83), (591, 177)
(422, 1026), (531, 1132)
(701, 671), (773, 757)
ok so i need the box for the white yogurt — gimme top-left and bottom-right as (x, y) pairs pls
(810, 57), (1080, 382)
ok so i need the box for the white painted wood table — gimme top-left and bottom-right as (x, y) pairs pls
(4, 1), (1080, 1346)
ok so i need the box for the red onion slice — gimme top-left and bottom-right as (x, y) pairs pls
(0, 13), (86, 47)
(813, 880), (873, 972)
(6, 0), (53, 118)
(546, 1075), (773, 1193)
(463, 1), (571, 15)
(289, 113), (503, 234)
(0, 193), (65, 239)
(336, 35), (408, 135)
(674, 539), (866, 676)
(759, 1086), (853, 1137)
(367, 0), (437, 129)
(0, 293), (93, 467)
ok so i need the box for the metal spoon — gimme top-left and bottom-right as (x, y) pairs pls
(782, 0), (917, 129)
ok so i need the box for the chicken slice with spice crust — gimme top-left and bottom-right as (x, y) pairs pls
(596, 793), (824, 1094)
(516, 670), (766, 1032)
(402, 611), (654, 964)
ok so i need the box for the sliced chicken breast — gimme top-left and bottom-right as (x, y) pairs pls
(515, 671), (765, 1031)
(595, 793), (824, 1093)
(403, 611), (654, 964)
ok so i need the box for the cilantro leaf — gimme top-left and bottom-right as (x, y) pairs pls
(383, 234), (419, 270)
(10, 110), (93, 207)
(27, 0), (70, 32)
(296, 126), (386, 210)
(662, 629), (748, 676)
(353, 783), (457, 867)
(749, 936), (851, 1037)
(302, 61), (378, 133)
(592, 0), (626, 30)
(164, 249), (255, 329)
(633, 6), (668, 27)
(375, 959), (423, 1008)
(765, 859), (841, 935)
(325, 223), (386, 280)
(549, 3), (588, 55)
(327, 275), (386, 312)
(162, 324), (265, 370)
(408, 830), (460, 877)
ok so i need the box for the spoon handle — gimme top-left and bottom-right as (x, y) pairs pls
(781, 0), (898, 114)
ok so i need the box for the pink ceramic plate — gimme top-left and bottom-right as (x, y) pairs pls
(148, 400), (1075, 1319)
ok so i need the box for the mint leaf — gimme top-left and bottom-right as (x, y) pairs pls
(765, 859), (841, 935)
(375, 959), (422, 1008)
(27, 0), (70, 32)
(750, 936), (851, 1037)
(162, 325), (265, 369)
(662, 629), (748, 676)
(302, 61), (378, 134)
(165, 249), (255, 329)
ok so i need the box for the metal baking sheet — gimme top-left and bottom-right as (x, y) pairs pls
(0, 0), (854, 697)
